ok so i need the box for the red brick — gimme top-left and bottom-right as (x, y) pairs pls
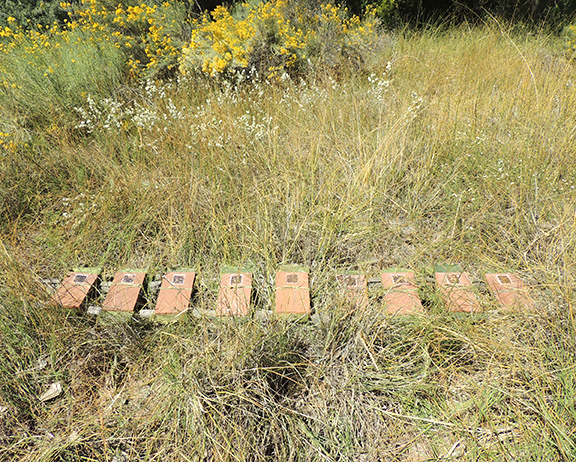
(381, 271), (423, 315)
(337, 274), (368, 310)
(435, 271), (481, 313)
(485, 273), (534, 310)
(52, 270), (99, 309)
(216, 272), (252, 316)
(155, 271), (195, 316)
(102, 271), (146, 312)
(275, 271), (310, 315)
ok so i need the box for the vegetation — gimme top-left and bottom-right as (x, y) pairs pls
(1, 0), (576, 460)
(355, 0), (576, 24)
(180, 1), (378, 78)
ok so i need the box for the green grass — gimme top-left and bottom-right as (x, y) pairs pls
(0, 26), (125, 133)
(1, 22), (576, 460)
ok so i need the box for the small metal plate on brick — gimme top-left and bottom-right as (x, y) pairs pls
(435, 271), (481, 313)
(171, 274), (186, 285)
(391, 274), (409, 285)
(381, 271), (423, 315)
(446, 274), (460, 285)
(155, 272), (195, 316)
(275, 271), (310, 315)
(72, 274), (88, 284)
(217, 272), (252, 316)
(286, 274), (299, 284)
(230, 274), (243, 285)
(497, 274), (511, 284)
(52, 270), (99, 309)
(102, 271), (146, 312)
(121, 274), (136, 284)
(485, 273), (534, 310)
(337, 274), (368, 310)
(345, 276), (359, 287)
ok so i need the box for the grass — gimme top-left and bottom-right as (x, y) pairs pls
(1, 21), (576, 460)
(0, 26), (125, 133)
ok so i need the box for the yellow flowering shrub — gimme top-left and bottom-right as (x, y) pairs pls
(180, 0), (378, 79)
(0, 0), (188, 135)
(71, 0), (186, 78)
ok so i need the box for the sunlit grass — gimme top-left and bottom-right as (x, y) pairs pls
(1, 22), (576, 461)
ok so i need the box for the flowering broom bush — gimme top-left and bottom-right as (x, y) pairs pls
(180, 0), (379, 79)
(0, 0), (189, 142)
(69, 0), (188, 79)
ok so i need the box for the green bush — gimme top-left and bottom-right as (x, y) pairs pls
(0, 0), (71, 28)
(363, 0), (576, 25)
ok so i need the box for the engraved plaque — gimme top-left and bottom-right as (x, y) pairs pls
(348, 276), (358, 287)
(287, 274), (298, 284)
(381, 271), (423, 315)
(497, 275), (511, 284)
(73, 274), (88, 284)
(121, 274), (135, 284)
(485, 273), (533, 310)
(337, 275), (358, 287)
(230, 274), (242, 285)
(103, 271), (146, 312)
(53, 271), (99, 309)
(171, 274), (185, 285)
(337, 274), (368, 311)
(391, 275), (408, 285)
(446, 274), (460, 285)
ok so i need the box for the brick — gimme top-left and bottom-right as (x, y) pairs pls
(275, 270), (310, 315)
(485, 273), (534, 310)
(155, 271), (196, 316)
(381, 271), (423, 315)
(337, 273), (368, 310)
(435, 271), (481, 313)
(216, 272), (252, 316)
(52, 268), (99, 309)
(102, 270), (146, 312)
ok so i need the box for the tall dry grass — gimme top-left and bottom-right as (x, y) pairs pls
(1, 23), (576, 460)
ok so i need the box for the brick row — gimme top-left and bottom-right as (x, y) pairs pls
(50, 265), (534, 319)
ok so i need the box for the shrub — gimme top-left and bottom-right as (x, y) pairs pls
(565, 24), (576, 56)
(366, 0), (576, 26)
(179, 0), (379, 79)
(0, 0), (191, 136)
(0, 0), (69, 28)
(70, 0), (189, 79)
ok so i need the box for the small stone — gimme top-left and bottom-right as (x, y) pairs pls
(311, 313), (331, 328)
(138, 309), (155, 319)
(67, 430), (81, 443)
(148, 281), (161, 293)
(87, 305), (102, 315)
(39, 382), (62, 402)
(36, 357), (48, 370)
